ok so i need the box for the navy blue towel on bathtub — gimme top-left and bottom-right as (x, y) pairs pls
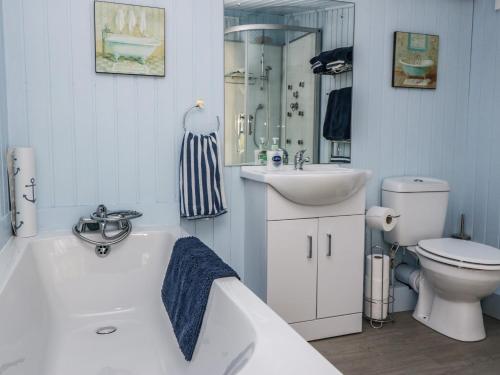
(161, 236), (239, 361)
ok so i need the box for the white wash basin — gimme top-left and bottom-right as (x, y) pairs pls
(241, 164), (372, 206)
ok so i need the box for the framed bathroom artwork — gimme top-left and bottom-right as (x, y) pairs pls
(94, 1), (165, 77)
(392, 31), (439, 89)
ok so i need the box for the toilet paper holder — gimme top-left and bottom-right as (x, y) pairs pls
(363, 223), (403, 329)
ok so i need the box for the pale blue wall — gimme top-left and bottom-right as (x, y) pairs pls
(350, 0), (474, 239)
(285, 5), (354, 163)
(1, 0), (499, 316)
(0, 0), (247, 274)
(0, 0), (11, 250)
(0, 0), (485, 283)
(465, 0), (500, 250)
(467, 0), (500, 306)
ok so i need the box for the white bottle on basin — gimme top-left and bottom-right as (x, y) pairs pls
(267, 137), (283, 170)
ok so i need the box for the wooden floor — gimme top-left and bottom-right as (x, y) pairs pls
(311, 312), (500, 375)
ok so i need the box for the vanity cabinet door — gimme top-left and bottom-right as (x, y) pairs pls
(317, 215), (364, 319)
(267, 218), (318, 324)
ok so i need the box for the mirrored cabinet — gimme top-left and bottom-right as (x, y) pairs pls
(224, 0), (354, 166)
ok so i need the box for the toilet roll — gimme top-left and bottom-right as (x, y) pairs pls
(366, 206), (398, 232)
(364, 298), (388, 321)
(8, 147), (37, 237)
(365, 254), (390, 280)
(364, 254), (390, 320)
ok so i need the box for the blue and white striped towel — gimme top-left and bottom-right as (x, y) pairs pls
(180, 132), (227, 219)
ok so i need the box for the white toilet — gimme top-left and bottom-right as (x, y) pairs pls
(382, 176), (500, 342)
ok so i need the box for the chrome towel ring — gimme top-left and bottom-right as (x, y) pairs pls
(183, 99), (221, 132)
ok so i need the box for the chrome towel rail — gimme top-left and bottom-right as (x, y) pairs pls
(183, 99), (221, 132)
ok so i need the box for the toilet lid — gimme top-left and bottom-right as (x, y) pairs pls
(418, 238), (500, 266)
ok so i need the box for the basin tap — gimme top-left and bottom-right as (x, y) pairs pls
(294, 149), (310, 170)
(282, 148), (289, 165)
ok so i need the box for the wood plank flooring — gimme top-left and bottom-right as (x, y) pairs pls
(311, 312), (500, 375)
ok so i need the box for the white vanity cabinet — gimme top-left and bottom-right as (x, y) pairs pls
(267, 218), (318, 324)
(242, 168), (368, 341)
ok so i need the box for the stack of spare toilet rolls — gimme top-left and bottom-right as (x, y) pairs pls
(364, 206), (398, 321)
(7, 147), (38, 237)
(364, 254), (390, 320)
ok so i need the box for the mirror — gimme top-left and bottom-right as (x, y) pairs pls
(224, 0), (354, 166)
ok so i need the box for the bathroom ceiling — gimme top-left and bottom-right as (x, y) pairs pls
(224, 0), (352, 15)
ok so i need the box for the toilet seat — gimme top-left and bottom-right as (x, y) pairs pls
(417, 238), (500, 270)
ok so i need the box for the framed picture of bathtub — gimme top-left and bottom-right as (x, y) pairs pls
(392, 31), (439, 89)
(94, 1), (165, 77)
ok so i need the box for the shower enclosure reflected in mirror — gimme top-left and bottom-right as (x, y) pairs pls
(224, 0), (354, 166)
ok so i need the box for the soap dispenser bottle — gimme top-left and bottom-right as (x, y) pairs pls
(267, 137), (284, 170)
(254, 137), (267, 165)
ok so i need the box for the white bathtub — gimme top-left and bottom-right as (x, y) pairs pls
(103, 33), (160, 64)
(0, 226), (340, 375)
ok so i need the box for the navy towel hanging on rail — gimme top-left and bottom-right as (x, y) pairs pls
(179, 132), (227, 219)
(323, 87), (352, 141)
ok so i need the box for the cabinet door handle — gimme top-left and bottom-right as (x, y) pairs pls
(327, 234), (332, 257)
(307, 235), (313, 259)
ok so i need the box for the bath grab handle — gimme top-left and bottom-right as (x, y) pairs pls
(327, 234), (332, 257)
(307, 235), (313, 259)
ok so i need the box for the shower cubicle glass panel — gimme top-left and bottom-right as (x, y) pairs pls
(224, 25), (321, 166)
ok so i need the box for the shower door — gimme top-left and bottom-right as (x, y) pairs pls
(282, 31), (318, 159)
(245, 29), (283, 163)
(224, 24), (320, 165)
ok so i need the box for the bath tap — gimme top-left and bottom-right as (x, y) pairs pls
(294, 150), (310, 170)
(73, 204), (142, 257)
(75, 217), (100, 233)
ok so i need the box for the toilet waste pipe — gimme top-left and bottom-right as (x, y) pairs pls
(395, 264), (421, 293)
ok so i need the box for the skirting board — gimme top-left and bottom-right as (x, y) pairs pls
(482, 293), (500, 320)
(291, 313), (362, 341)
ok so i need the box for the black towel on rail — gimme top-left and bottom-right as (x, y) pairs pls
(323, 87), (352, 141)
(310, 46), (353, 66)
(310, 47), (353, 74)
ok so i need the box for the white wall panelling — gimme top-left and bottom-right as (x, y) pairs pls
(465, 0), (500, 252)
(0, 0), (10, 250)
(468, 0), (500, 303)
(0, 0), (496, 303)
(285, 5), (354, 163)
(0, 0), (247, 274)
(349, 0), (473, 241)
(224, 0), (349, 15)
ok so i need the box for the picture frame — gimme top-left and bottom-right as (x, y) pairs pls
(392, 31), (439, 89)
(94, 1), (165, 77)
